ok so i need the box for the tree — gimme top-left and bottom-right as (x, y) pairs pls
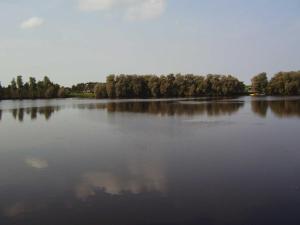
(29, 77), (37, 98)
(43, 76), (51, 88)
(185, 75), (197, 97)
(10, 78), (17, 99)
(45, 86), (55, 98)
(251, 72), (268, 94)
(159, 75), (175, 97)
(37, 81), (44, 98)
(132, 76), (145, 98)
(115, 75), (129, 98)
(16, 75), (23, 89)
(174, 74), (186, 97)
(106, 75), (116, 98)
(0, 82), (2, 100)
(268, 71), (300, 95)
(57, 87), (66, 98)
(148, 76), (160, 98)
(94, 83), (107, 99)
(195, 76), (205, 96)
(16, 75), (24, 99)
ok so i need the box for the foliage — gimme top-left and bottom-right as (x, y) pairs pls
(268, 71), (300, 95)
(68, 92), (95, 98)
(251, 72), (268, 94)
(94, 83), (107, 98)
(250, 71), (300, 96)
(71, 82), (97, 93)
(1, 71), (299, 100)
(0, 76), (64, 100)
(93, 74), (245, 99)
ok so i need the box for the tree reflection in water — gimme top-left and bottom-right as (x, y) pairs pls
(76, 100), (244, 117)
(1, 98), (300, 122)
(0, 106), (62, 122)
(251, 99), (300, 118)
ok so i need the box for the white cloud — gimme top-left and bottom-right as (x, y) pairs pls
(126, 0), (166, 21)
(20, 17), (44, 29)
(78, 0), (116, 11)
(78, 0), (167, 21)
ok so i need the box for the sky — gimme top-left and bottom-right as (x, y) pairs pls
(0, 0), (300, 86)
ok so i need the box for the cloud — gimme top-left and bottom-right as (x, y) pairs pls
(78, 0), (116, 11)
(125, 0), (166, 21)
(78, 0), (167, 21)
(20, 17), (44, 29)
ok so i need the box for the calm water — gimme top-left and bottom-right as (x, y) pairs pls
(0, 97), (300, 225)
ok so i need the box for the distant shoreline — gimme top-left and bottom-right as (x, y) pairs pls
(1, 71), (300, 100)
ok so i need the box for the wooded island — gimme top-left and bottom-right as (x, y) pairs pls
(0, 71), (300, 100)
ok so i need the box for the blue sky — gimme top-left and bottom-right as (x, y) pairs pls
(1, 0), (300, 86)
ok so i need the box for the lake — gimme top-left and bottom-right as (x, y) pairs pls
(0, 97), (300, 225)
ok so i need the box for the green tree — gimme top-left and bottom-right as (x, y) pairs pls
(16, 75), (24, 99)
(94, 83), (107, 98)
(174, 74), (186, 97)
(159, 74), (175, 97)
(16, 75), (23, 89)
(10, 78), (17, 99)
(132, 75), (145, 98)
(0, 82), (3, 100)
(29, 77), (37, 98)
(43, 76), (51, 88)
(106, 75), (116, 98)
(268, 71), (300, 95)
(195, 76), (205, 96)
(251, 72), (268, 94)
(57, 87), (66, 98)
(115, 75), (129, 98)
(45, 86), (55, 98)
(185, 74), (197, 97)
(148, 76), (160, 98)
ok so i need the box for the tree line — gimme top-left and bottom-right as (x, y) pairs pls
(1, 71), (300, 100)
(0, 76), (66, 100)
(251, 71), (300, 95)
(94, 74), (246, 99)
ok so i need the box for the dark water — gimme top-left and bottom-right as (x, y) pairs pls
(0, 97), (300, 225)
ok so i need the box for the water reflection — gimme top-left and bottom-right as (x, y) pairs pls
(1, 100), (246, 122)
(75, 155), (167, 200)
(251, 99), (300, 118)
(0, 106), (61, 122)
(3, 202), (43, 219)
(251, 101), (269, 118)
(4, 203), (28, 217)
(76, 100), (244, 117)
(25, 157), (49, 169)
(0, 98), (300, 225)
(75, 169), (166, 200)
(269, 100), (300, 118)
(1, 98), (300, 122)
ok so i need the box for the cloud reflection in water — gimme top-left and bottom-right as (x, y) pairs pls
(25, 157), (48, 169)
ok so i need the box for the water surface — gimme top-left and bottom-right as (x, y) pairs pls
(0, 97), (300, 225)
